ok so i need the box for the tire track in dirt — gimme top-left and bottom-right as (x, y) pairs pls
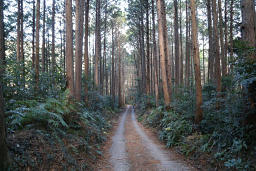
(109, 108), (130, 171)
(125, 107), (160, 171)
(99, 106), (195, 171)
(130, 107), (191, 171)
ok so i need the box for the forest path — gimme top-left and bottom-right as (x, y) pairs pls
(96, 106), (195, 171)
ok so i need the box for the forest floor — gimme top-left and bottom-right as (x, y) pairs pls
(95, 106), (197, 171)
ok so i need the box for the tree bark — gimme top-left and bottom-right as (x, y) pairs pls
(156, 0), (170, 106)
(179, 0), (183, 86)
(118, 32), (122, 107)
(75, 0), (85, 101)
(32, 0), (35, 68)
(66, 0), (75, 97)
(0, 1), (10, 168)
(212, 0), (222, 93)
(229, 0), (234, 72)
(52, 0), (56, 75)
(185, 0), (190, 87)
(17, 0), (25, 86)
(241, 0), (256, 107)
(203, 36), (205, 84)
(20, 0), (25, 86)
(146, 0), (150, 95)
(95, 0), (101, 88)
(162, 1), (172, 98)
(63, 2), (66, 76)
(224, 0), (228, 75)
(42, 0), (46, 72)
(84, 0), (90, 104)
(103, 0), (108, 95)
(140, 2), (146, 94)
(17, 0), (21, 63)
(152, 0), (159, 106)
(206, 0), (213, 82)
(111, 21), (115, 105)
(191, 0), (203, 124)
(174, 0), (180, 91)
(241, 0), (256, 59)
(35, 0), (40, 91)
(218, 0), (226, 76)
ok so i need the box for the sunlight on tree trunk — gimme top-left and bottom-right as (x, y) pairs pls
(156, 0), (170, 106)
(191, 0), (203, 124)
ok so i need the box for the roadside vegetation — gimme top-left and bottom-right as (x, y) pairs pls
(136, 51), (256, 170)
(3, 59), (119, 169)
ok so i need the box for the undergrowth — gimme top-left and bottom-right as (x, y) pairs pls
(136, 86), (256, 170)
(5, 90), (118, 170)
(135, 48), (256, 170)
(137, 94), (256, 170)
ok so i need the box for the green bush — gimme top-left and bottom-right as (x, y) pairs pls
(6, 90), (115, 169)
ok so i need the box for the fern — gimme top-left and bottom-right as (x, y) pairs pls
(6, 107), (29, 129)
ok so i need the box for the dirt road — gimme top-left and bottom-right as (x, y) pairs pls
(97, 106), (195, 171)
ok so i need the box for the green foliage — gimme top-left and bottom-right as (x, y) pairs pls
(6, 90), (115, 169)
(137, 77), (256, 170)
(145, 106), (164, 127)
(3, 58), (66, 102)
(144, 107), (193, 148)
(135, 93), (158, 111)
(6, 91), (71, 130)
(87, 90), (116, 111)
(159, 111), (193, 148)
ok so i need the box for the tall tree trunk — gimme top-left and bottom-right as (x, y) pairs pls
(20, 0), (25, 86)
(32, 0), (35, 68)
(84, 0), (90, 104)
(229, 0), (234, 72)
(118, 32), (122, 107)
(224, 0), (228, 75)
(152, 0), (159, 106)
(17, 0), (21, 63)
(111, 21), (115, 105)
(46, 31), (49, 73)
(171, 22), (175, 85)
(95, 0), (101, 88)
(179, 0), (183, 86)
(174, 0), (180, 91)
(103, 0), (108, 95)
(206, 0), (213, 82)
(212, 0), (222, 93)
(63, 2), (66, 76)
(162, 2), (172, 98)
(156, 0), (170, 106)
(191, 0), (203, 124)
(218, 0), (225, 76)
(0, 1), (10, 168)
(241, 0), (256, 59)
(75, 0), (85, 101)
(140, 3), (146, 94)
(189, 15), (192, 88)
(52, 0), (56, 76)
(60, 19), (63, 76)
(146, 0), (150, 95)
(35, 0), (40, 91)
(66, 0), (75, 97)
(42, 0), (46, 72)
(241, 0), (256, 107)
(203, 36), (206, 84)
(17, 0), (25, 86)
(185, 0), (190, 87)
